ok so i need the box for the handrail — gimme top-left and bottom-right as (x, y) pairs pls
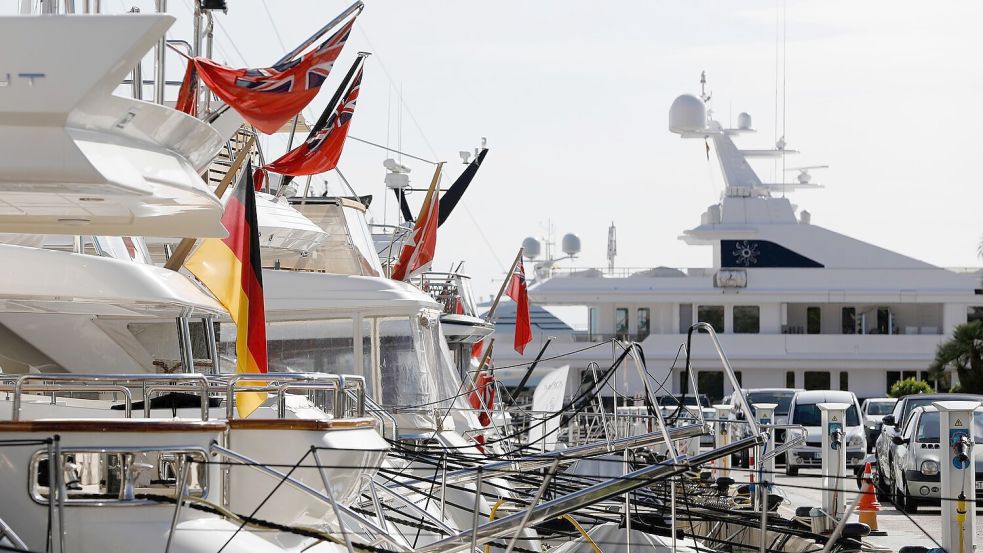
(10, 374), (209, 421)
(686, 322), (760, 437)
(362, 395), (397, 441)
(6, 372), (366, 423)
(4, 384), (132, 421)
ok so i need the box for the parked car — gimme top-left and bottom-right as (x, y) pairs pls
(785, 390), (866, 476)
(861, 397), (897, 452)
(875, 393), (983, 498)
(728, 388), (801, 466)
(888, 405), (983, 513)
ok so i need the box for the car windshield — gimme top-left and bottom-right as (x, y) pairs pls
(916, 412), (983, 442)
(791, 402), (861, 426)
(866, 401), (896, 416)
(747, 391), (796, 416)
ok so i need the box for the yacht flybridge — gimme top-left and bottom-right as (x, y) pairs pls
(491, 77), (982, 402)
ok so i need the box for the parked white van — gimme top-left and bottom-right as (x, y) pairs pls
(785, 390), (866, 476)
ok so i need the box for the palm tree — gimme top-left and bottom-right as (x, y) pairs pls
(930, 321), (983, 393)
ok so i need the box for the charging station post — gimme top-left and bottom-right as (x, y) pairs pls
(714, 404), (733, 478)
(753, 403), (778, 478)
(934, 401), (980, 553)
(818, 402), (849, 521)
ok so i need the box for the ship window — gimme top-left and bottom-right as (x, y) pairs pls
(839, 371), (849, 391)
(886, 371), (901, 392)
(734, 371), (743, 386)
(841, 307), (856, 334)
(615, 308), (629, 340)
(806, 307), (821, 334)
(733, 306), (760, 334)
(697, 305), (724, 333)
(804, 371), (831, 390)
(969, 306), (983, 324)
(876, 307), (891, 334)
(679, 303), (693, 333)
(637, 308), (650, 340)
(698, 371), (724, 403)
(786, 371), (795, 388)
(264, 319), (356, 374)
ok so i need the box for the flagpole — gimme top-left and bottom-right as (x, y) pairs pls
(164, 134), (255, 271)
(273, 1), (364, 66)
(276, 52), (370, 194)
(485, 247), (523, 321)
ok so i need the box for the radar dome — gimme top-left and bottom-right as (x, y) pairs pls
(668, 94), (707, 135)
(561, 233), (581, 257)
(521, 237), (541, 259)
(737, 112), (752, 130)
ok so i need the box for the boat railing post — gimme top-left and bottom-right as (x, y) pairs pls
(164, 457), (191, 553)
(46, 438), (55, 553)
(470, 468), (483, 553)
(504, 459), (560, 553)
(153, 0), (167, 105)
(311, 448), (356, 553)
(53, 435), (65, 553)
(203, 316), (219, 375)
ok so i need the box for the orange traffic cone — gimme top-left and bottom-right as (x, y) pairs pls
(857, 462), (885, 535)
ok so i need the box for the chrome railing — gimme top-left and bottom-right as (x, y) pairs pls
(1, 372), (366, 422)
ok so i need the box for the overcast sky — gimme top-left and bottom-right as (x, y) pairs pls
(15, 1), (983, 298)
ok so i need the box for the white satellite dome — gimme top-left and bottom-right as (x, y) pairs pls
(522, 237), (542, 259)
(561, 233), (581, 257)
(668, 94), (707, 135)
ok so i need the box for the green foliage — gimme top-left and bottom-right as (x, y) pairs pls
(929, 320), (983, 393)
(889, 377), (933, 398)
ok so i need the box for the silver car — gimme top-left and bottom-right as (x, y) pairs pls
(889, 405), (983, 513)
(785, 390), (867, 476)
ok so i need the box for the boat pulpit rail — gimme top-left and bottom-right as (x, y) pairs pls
(413, 271), (479, 317)
(2, 373), (366, 422)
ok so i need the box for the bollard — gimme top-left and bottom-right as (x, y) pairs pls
(753, 402), (778, 480)
(713, 404), (733, 478)
(818, 402), (849, 521)
(934, 401), (980, 553)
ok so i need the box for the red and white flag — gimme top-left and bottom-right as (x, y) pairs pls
(506, 256), (533, 354)
(263, 67), (363, 176)
(390, 177), (439, 281)
(191, 18), (356, 134)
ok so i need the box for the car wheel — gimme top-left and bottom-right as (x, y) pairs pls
(897, 479), (918, 514)
(785, 464), (798, 476)
(875, 470), (890, 501)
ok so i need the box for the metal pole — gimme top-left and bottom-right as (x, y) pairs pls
(46, 439), (55, 553)
(312, 449), (356, 553)
(469, 469), (483, 553)
(713, 404), (733, 478)
(486, 248), (524, 321)
(53, 435), (65, 553)
(503, 460), (560, 553)
(273, 1), (364, 66)
(154, 0), (167, 105)
(164, 458), (191, 553)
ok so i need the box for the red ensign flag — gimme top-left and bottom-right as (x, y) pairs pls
(192, 18), (355, 134)
(506, 258), (533, 354)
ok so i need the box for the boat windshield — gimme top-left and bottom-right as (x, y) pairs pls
(226, 311), (445, 409)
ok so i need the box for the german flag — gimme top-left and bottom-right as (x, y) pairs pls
(185, 162), (268, 417)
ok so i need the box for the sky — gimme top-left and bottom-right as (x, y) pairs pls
(12, 1), (983, 299)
